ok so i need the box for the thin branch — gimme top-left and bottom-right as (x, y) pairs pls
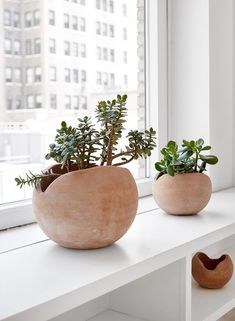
(112, 156), (135, 167)
(112, 149), (135, 160)
(106, 127), (115, 165)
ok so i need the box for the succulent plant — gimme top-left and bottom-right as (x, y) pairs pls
(155, 138), (218, 176)
(16, 94), (157, 188)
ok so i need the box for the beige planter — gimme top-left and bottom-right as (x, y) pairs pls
(33, 166), (138, 249)
(192, 252), (233, 289)
(152, 173), (212, 215)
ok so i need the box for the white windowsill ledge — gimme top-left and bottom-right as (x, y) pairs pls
(0, 195), (157, 254)
(1, 188), (235, 321)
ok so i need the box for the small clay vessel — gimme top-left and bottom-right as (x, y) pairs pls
(33, 166), (138, 249)
(152, 173), (212, 215)
(192, 252), (233, 289)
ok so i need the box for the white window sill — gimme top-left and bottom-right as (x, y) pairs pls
(1, 188), (235, 321)
(0, 195), (158, 254)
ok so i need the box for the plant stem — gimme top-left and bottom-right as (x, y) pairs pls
(194, 152), (199, 172)
(112, 149), (135, 160)
(113, 156), (134, 167)
(106, 127), (115, 165)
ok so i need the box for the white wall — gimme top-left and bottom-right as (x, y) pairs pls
(209, 0), (234, 190)
(168, 0), (210, 143)
(168, 0), (234, 191)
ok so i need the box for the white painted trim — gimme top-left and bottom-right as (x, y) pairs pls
(0, 200), (35, 230)
(146, 0), (168, 179)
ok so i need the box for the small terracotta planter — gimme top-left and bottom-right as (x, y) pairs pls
(192, 252), (233, 289)
(152, 173), (212, 215)
(33, 166), (138, 249)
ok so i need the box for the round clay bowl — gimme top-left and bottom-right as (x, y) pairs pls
(152, 173), (212, 215)
(33, 166), (138, 249)
(192, 252), (233, 289)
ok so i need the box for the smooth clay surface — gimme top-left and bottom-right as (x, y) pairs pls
(192, 252), (233, 289)
(33, 166), (138, 249)
(152, 173), (212, 215)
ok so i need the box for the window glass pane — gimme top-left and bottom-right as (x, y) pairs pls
(0, 0), (145, 204)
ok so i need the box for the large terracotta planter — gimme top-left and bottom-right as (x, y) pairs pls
(152, 173), (212, 215)
(192, 252), (233, 289)
(33, 166), (138, 249)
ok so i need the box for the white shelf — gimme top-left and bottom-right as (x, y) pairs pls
(88, 310), (145, 321)
(1, 188), (235, 321)
(192, 246), (235, 321)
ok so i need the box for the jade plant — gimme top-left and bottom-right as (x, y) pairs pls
(155, 138), (218, 177)
(16, 94), (157, 189)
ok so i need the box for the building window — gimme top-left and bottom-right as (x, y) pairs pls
(64, 41), (70, 55)
(64, 14), (69, 28)
(15, 99), (22, 109)
(72, 16), (78, 30)
(25, 40), (32, 55)
(80, 18), (86, 32)
(5, 67), (13, 82)
(96, 71), (102, 85)
(110, 73), (115, 87)
(49, 67), (56, 81)
(73, 69), (79, 83)
(102, 0), (107, 11)
(96, 0), (101, 9)
(73, 42), (79, 56)
(110, 49), (115, 62)
(50, 94), (57, 109)
(26, 68), (34, 83)
(49, 38), (56, 53)
(102, 23), (108, 36)
(80, 96), (87, 109)
(49, 10), (55, 25)
(34, 10), (40, 26)
(7, 99), (13, 110)
(103, 48), (108, 61)
(103, 72), (108, 85)
(25, 12), (32, 28)
(4, 10), (11, 26)
(81, 70), (86, 82)
(14, 40), (21, 55)
(123, 27), (127, 40)
(27, 95), (34, 108)
(35, 67), (42, 82)
(80, 44), (86, 57)
(96, 21), (101, 35)
(5, 39), (12, 54)
(35, 95), (42, 108)
(96, 47), (101, 60)
(73, 96), (79, 109)
(109, 0), (114, 13)
(65, 95), (71, 109)
(13, 12), (20, 28)
(109, 25), (114, 37)
(1, 0), (150, 213)
(122, 3), (127, 16)
(64, 68), (71, 82)
(14, 68), (22, 82)
(34, 38), (41, 54)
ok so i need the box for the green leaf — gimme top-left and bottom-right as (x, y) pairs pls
(199, 155), (218, 165)
(196, 138), (204, 146)
(167, 165), (175, 176)
(201, 145), (211, 151)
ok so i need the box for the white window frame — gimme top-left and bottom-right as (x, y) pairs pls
(0, 0), (168, 230)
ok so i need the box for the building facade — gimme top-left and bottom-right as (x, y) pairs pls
(0, 0), (138, 123)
